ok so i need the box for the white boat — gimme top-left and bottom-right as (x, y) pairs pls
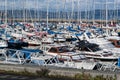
(23, 36), (41, 46)
(74, 36), (119, 62)
(53, 34), (66, 42)
(57, 54), (101, 70)
(43, 44), (101, 70)
(0, 39), (8, 48)
(79, 50), (118, 62)
(105, 36), (120, 48)
(42, 36), (54, 44)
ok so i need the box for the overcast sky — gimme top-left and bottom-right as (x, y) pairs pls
(0, 0), (120, 11)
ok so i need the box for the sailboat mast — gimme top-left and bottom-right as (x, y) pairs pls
(71, 0), (74, 24)
(85, 0), (88, 24)
(5, 0), (7, 24)
(46, 0), (49, 32)
(105, 0), (108, 27)
(37, 0), (39, 22)
(93, 0), (95, 25)
(114, 0), (116, 22)
(114, 0), (118, 24)
(79, 0), (82, 24)
(116, 0), (119, 22)
(77, 0), (80, 24)
(23, 0), (25, 22)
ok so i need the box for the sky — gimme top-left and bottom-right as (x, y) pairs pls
(0, 0), (120, 11)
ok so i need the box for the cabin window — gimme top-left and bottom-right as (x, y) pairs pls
(89, 47), (101, 52)
(49, 48), (57, 53)
(103, 53), (112, 57)
(14, 30), (17, 33)
(117, 41), (120, 45)
(112, 42), (115, 45)
(0, 54), (6, 61)
(58, 46), (70, 53)
(46, 47), (49, 51)
(79, 55), (86, 59)
(19, 29), (22, 31)
(61, 56), (71, 60)
(72, 55), (81, 60)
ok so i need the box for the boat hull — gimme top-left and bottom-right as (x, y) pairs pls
(87, 57), (118, 62)
(7, 42), (28, 49)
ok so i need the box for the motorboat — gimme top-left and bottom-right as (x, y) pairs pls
(106, 36), (120, 48)
(7, 37), (28, 49)
(0, 39), (8, 48)
(23, 36), (41, 46)
(79, 50), (118, 62)
(43, 44), (101, 70)
(73, 39), (118, 62)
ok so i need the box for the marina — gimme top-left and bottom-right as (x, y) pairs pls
(0, 0), (120, 79)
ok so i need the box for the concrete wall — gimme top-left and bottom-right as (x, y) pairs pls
(0, 64), (119, 80)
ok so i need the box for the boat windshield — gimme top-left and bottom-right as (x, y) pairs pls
(89, 47), (101, 52)
(58, 46), (70, 53)
(100, 42), (115, 49)
(81, 46), (101, 52)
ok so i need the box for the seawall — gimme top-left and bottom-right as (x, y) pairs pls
(0, 63), (119, 80)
